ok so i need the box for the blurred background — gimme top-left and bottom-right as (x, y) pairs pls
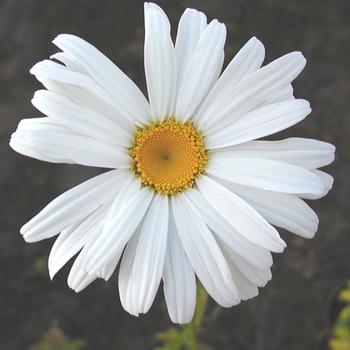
(0, 0), (349, 349)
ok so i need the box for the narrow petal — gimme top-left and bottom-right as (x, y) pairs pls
(52, 34), (150, 125)
(175, 19), (226, 122)
(31, 60), (134, 131)
(207, 158), (326, 196)
(48, 205), (108, 279)
(206, 99), (311, 149)
(212, 138), (335, 169)
(118, 195), (169, 315)
(194, 37), (265, 123)
(175, 8), (207, 88)
(10, 117), (130, 168)
(300, 170), (334, 200)
(32, 90), (132, 146)
(144, 3), (177, 121)
(222, 181), (319, 238)
(183, 188), (273, 269)
(264, 84), (294, 105)
(172, 195), (240, 307)
(20, 169), (127, 242)
(163, 213), (196, 324)
(198, 52), (306, 134)
(196, 176), (286, 252)
(83, 178), (153, 274)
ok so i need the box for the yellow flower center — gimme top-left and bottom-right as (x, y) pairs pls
(130, 118), (208, 195)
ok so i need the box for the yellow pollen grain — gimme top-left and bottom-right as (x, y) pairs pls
(130, 118), (208, 195)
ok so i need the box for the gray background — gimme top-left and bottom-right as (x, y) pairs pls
(0, 0), (349, 349)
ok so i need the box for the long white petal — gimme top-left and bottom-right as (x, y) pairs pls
(83, 178), (153, 274)
(207, 158), (326, 196)
(198, 52), (306, 134)
(183, 188), (273, 269)
(299, 169), (334, 200)
(175, 19), (226, 122)
(144, 3), (177, 121)
(171, 195), (240, 307)
(175, 8), (207, 89)
(48, 205), (108, 279)
(118, 195), (169, 316)
(196, 176), (286, 252)
(10, 117), (130, 168)
(52, 34), (150, 125)
(163, 212), (196, 324)
(194, 37), (265, 123)
(32, 90), (131, 146)
(31, 60), (134, 132)
(222, 181), (319, 238)
(212, 138), (335, 169)
(206, 99), (311, 149)
(20, 170), (127, 242)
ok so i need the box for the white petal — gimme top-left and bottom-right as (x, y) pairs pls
(196, 176), (286, 252)
(264, 84), (294, 105)
(31, 60), (134, 132)
(32, 90), (132, 146)
(163, 213), (196, 324)
(207, 157), (326, 196)
(198, 52), (306, 134)
(48, 205), (108, 279)
(223, 181), (319, 238)
(20, 169), (127, 242)
(52, 34), (150, 125)
(175, 19), (226, 122)
(144, 3), (177, 121)
(118, 195), (169, 316)
(194, 37), (265, 123)
(10, 117), (130, 168)
(212, 138), (335, 169)
(175, 8), (207, 89)
(171, 194), (240, 307)
(83, 178), (153, 274)
(183, 188), (273, 269)
(300, 170), (334, 199)
(68, 252), (97, 292)
(206, 99), (311, 149)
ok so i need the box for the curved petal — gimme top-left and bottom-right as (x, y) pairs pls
(19, 169), (127, 242)
(144, 3), (177, 121)
(183, 188), (273, 269)
(222, 181), (319, 238)
(118, 195), (169, 316)
(82, 178), (153, 274)
(171, 194), (240, 307)
(32, 90), (132, 146)
(194, 37), (265, 123)
(263, 84), (294, 105)
(205, 99), (311, 149)
(175, 8), (207, 89)
(299, 169), (334, 200)
(52, 34), (150, 125)
(198, 52), (306, 134)
(10, 117), (130, 168)
(48, 205), (108, 279)
(31, 60), (134, 132)
(207, 158), (326, 196)
(163, 213), (196, 324)
(212, 138), (335, 169)
(196, 176), (286, 252)
(175, 19), (226, 122)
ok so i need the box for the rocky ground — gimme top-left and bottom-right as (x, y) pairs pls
(0, 0), (349, 349)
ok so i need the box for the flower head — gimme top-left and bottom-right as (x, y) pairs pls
(10, 2), (335, 323)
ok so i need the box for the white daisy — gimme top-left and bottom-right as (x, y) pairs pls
(10, 2), (335, 324)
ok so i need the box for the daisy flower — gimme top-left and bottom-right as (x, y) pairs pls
(10, 2), (335, 324)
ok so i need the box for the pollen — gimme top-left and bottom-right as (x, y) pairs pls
(130, 118), (208, 195)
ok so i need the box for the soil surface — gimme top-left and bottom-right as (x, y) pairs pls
(0, 0), (349, 349)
